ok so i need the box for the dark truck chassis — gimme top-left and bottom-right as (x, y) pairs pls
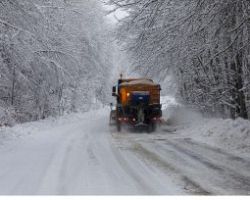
(115, 103), (162, 132)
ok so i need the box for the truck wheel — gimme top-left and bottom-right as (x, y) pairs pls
(117, 122), (121, 132)
(147, 123), (152, 133)
(147, 122), (156, 133)
(152, 122), (156, 132)
(109, 113), (112, 125)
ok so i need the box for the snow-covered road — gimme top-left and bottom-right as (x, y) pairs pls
(0, 109), (250, 195)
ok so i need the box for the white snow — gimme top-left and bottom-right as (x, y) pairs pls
(120, 79), (156, 86)
(160, 95), (180, 111)
(0, 108), (184, 195)
(164, 105), (250, 158)
(178, 116), (250, 157)
(0, 98), (250, 195)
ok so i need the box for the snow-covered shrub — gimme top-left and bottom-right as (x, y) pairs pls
(0, 107), (15, 127)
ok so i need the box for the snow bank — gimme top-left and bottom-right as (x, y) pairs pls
(0, 110), (100, 146)
(164, 105), (250, 157)
(181, 117), (250, 157)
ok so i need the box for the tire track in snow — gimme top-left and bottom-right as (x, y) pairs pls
(57, 137), (76, 195)
(182, 138), (250, 173)
(90, 128), (150, 194)
(130, 142), (211, 195)
(37, 124), (85, 194)
(163, 139), (250, 194)
(109, 130), (206, 194)
(109, 143), (159, 194)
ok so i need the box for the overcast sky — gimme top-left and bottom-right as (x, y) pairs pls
(101, 1), (128, 24)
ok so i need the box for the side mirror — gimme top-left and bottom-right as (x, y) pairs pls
(112, 86), (117, 96)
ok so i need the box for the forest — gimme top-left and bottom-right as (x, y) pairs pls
(108, 0), (250, 119)
(1, 0), (250, 126)
(0, 0), (114, 125)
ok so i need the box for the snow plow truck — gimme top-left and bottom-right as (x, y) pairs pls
(110, 76), (162, 132)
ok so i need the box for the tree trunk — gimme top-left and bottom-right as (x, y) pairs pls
(235, 53), (248, 119)
(11, 66), (16, 106)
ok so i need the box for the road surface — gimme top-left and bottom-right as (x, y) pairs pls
(0, 109), (249, 195)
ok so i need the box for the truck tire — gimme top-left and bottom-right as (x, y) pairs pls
(117, 122), (121, 132)
(109, 113), (112, 125)
(147, 122), (156, 133)
(147, 123), (152, 133)
(152, 122), (156, 132)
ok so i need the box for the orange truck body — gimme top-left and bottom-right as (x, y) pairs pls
(118, 79), (161, 106)
(111, 77), (162, 132)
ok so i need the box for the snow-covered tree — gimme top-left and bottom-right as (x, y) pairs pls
(109, 0), (250, 119)
(0, 0), (114, 125)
